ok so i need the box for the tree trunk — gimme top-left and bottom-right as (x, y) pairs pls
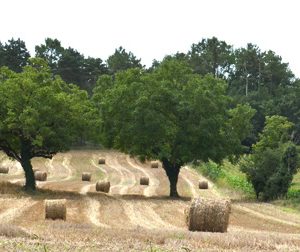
(162, 158), (181, 198)
(20, 140), (36, 191)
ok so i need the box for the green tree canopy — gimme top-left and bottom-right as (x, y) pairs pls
(241, 115), (298, 200)
(0, 38), (30, 72)
(106, 46), (143, 74)
(93, 58), (255, 197)
(0, 58), (93, 191)
(35, 38), (64, 74)
(35, 38), (107, 93)
(188, 37), (234, 78)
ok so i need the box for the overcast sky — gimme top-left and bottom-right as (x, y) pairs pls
(1, 0), (300, 77)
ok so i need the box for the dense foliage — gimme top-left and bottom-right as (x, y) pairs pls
(0, 36), (299, 198)
(0, 58), (93, 190)
(241, 116), (299, 200)
(93, 58), (255, 197)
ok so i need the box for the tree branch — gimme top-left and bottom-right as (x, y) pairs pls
(30, 149), (56, 159)
(0, 141), (21, 162)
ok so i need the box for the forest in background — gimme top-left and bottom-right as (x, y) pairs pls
(0, 37), (299, 200)
(1, 37), (299, 146)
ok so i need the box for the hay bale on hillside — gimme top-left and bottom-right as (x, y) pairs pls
(82, 172), (92, 181)
(150, 161), (159, 168)
(98, 158), (106, 164)
(34, 171), (47, 181)
(199, 180), (208, 189)
(96, 181), (110, 193)
(0, 167), (9, 174)
(45, 199), (66, 220)
(140, 177), (149, 185)
(185, 197), (231, 233)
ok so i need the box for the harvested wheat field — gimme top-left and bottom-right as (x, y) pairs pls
(0, 150), (300, 251)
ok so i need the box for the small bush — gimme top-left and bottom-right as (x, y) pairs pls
(199, 160), (224, 181)
(223, 173), (254, 195)
(241, 143), (299, 201)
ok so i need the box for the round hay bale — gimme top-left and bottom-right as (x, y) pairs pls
(82, 172), (92, 181)
(185, 197), (231, 233)
(45, 199), (66, 220)
(140, 177), (149, 185)
(0, 167), (9, 174)
(98, 158), (106, 165)
(34, 171), (47, 181)
(150, 161), (159, 168)
(199, 180), (208, 189)
(96, 181), (110, 193)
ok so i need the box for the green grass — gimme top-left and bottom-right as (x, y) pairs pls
(274, 173), (300, 212)
(194, 159), (255, 198)
(219, 160), (254, 195)
(194, 158), (300, 212)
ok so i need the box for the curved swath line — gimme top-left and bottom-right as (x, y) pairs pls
(104, 156), (127, 194)
(1, 158), (23, 176)
(180, 172), (198, 198)
(121, 200), (181, 230)
(0, 199), (35, 224)
(125, 156), (160, 197)
(182, 166), (216, 190)
(181, 166), (221, 197)
(80, 183), (94, 195)
(233, 204), (300, 227)
(110, 156), (136, 195)
(242, 203), (300, 225)
(61, 155), (73, 181)
(79, 184), (110, 228)
(121, 200), (159, 229)
(182, 166), (300, 229)
(145, 202), (182, 229)
(91, 156), (108, 177)
(86, 198), (110, 228)
(45, 158), (54, 179)
(37, 155), (73, 188)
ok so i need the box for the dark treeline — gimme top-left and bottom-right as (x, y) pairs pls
(1, 36), (299, 146)
(0, 38), (142, 94)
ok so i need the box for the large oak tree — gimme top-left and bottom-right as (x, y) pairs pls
(93, 58), (255, 197)
(0, 58), (93, 191)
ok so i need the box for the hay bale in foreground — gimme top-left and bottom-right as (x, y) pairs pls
(34, 171), (47, 181)
(199, 180), (208, 189)
(82, 172), (92, 181)
(140, 177), (149, 185)
(45, 199), (66, 220)
(98, 158), (105, 164)
(150, 161), (159, 168)
(96, 181), (110, 193)
(185, 197), (231, 233)
(0, 167), (9, 174)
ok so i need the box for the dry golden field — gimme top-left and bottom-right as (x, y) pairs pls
(0, 150), (300, 251)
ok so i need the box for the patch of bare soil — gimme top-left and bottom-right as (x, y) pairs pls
(125, 155), (160, 197)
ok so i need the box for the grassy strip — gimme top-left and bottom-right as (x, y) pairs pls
(193, 159), (255, 198)
(194, 159), (300, 212)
